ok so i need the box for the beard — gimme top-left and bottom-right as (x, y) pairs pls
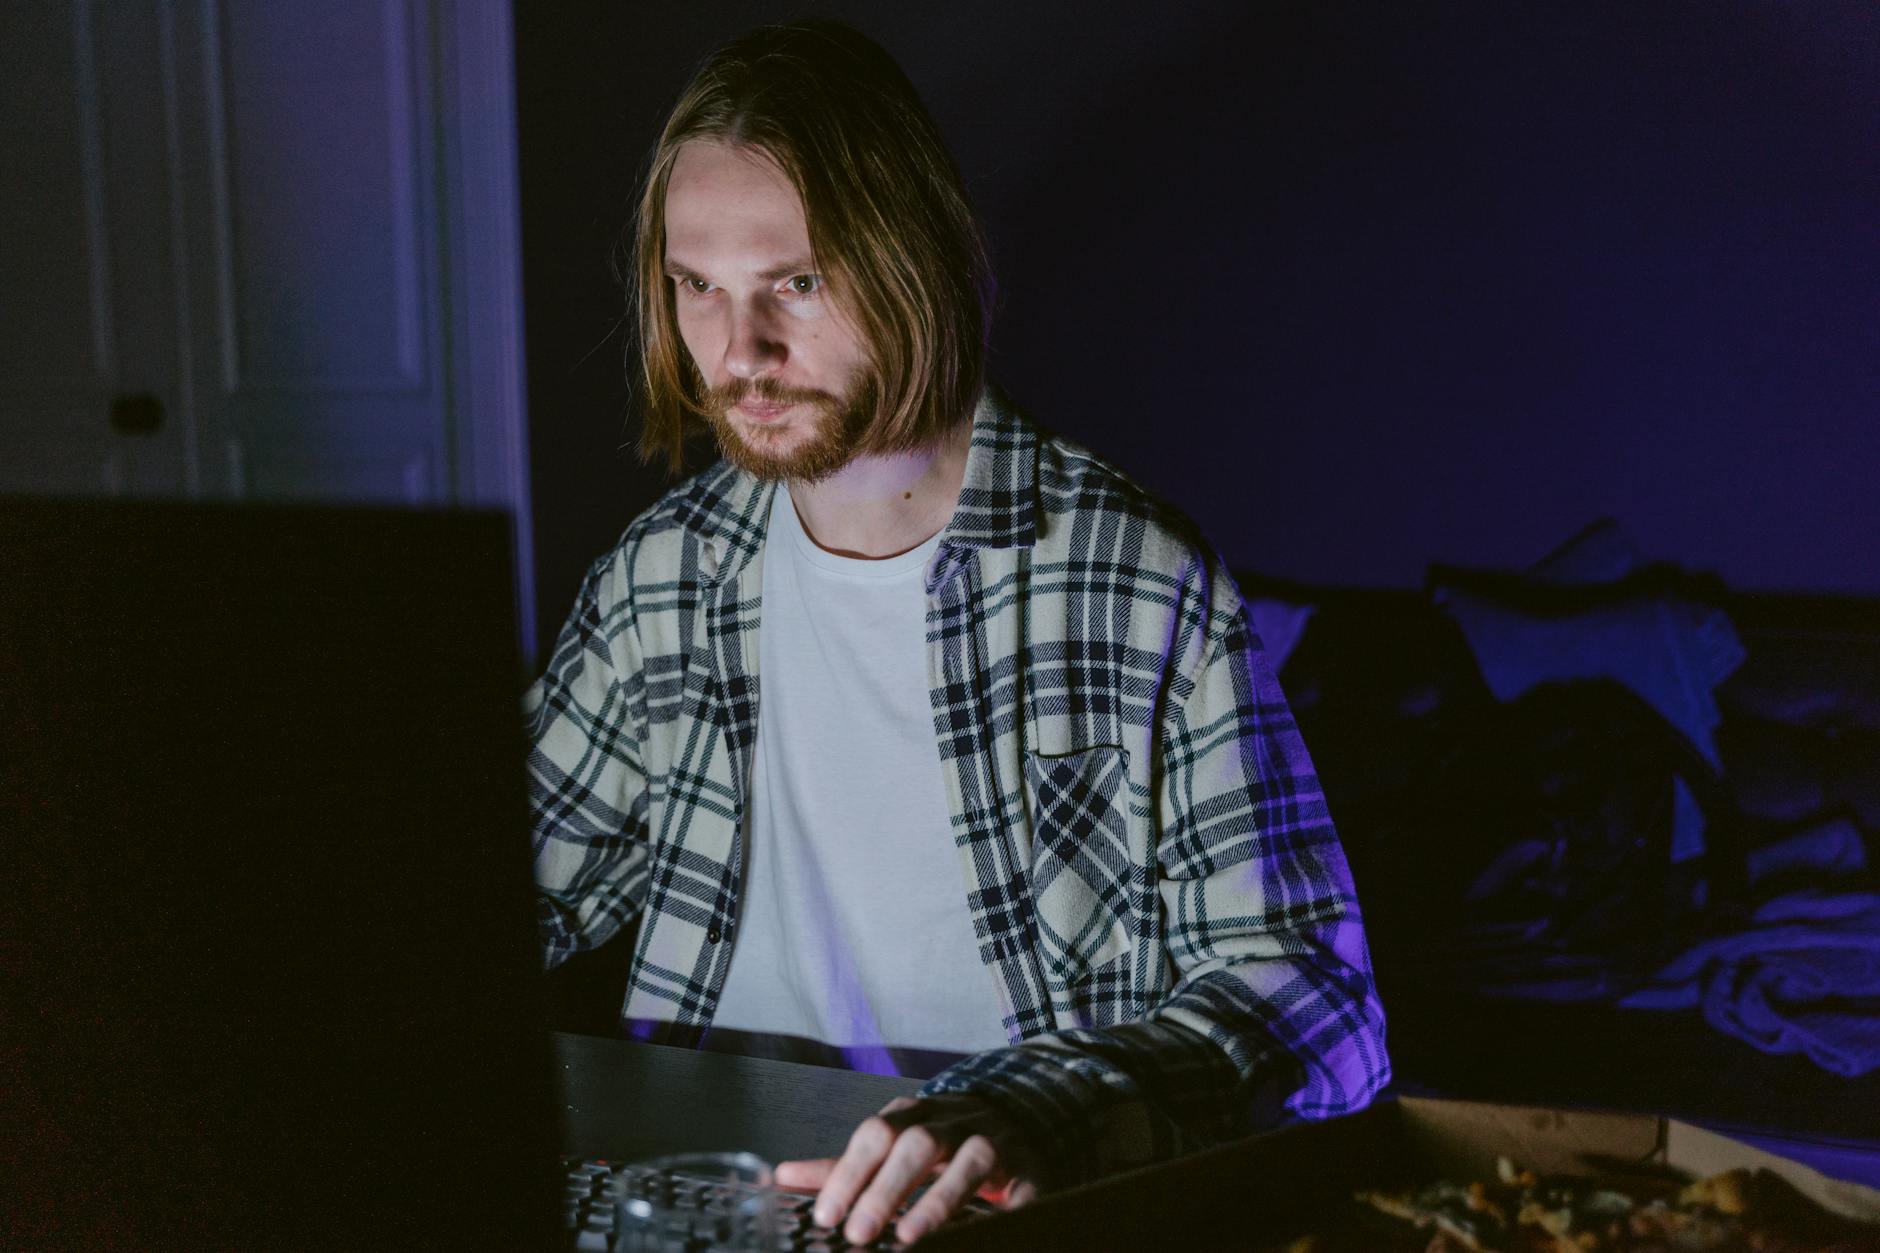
(701, 369), (882, 484)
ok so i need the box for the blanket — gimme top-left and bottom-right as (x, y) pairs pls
(1619, 820), (1880, 1077)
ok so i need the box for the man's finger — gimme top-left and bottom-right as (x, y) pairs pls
(844, 1122), (946, 1246)
(772, 1157), (835, 1190)
(811, 1114), (899, 1229)
(774, 1092), (918, 1194)
(1002, 1178), (1039, 1209)
(895, 1134), (997, 1244)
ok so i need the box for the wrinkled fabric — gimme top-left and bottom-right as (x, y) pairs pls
(1620, 819), (1880, 1076)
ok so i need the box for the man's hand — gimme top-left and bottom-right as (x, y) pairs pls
(775, 1093), (1041, 1245)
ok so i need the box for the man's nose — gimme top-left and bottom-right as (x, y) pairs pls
(722, 304), (786, 379)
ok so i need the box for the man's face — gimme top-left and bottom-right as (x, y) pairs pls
(663, 140), (877, 482)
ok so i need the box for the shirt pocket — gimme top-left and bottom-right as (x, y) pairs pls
(1023, 745), (1140, 996)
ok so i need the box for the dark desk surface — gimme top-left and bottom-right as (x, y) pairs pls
(552, 1031), (920, 1165)
(547, 1035), (1453, 1251)
(549, 1030), (1271, 1251)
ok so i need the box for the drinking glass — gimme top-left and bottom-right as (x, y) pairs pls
(612, 1151), (778, 1252)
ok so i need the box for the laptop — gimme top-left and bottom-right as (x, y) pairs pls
(1, 499), (561, 1251)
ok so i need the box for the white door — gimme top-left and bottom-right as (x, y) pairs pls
(0, 2), (185, 496)
(0, 0), (534, 648)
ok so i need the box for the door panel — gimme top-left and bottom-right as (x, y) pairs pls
(182, 0), (447, 502)
(0, 5), (106, 386)
(232, 439), (434, 504)
(216, 1), (429, 393)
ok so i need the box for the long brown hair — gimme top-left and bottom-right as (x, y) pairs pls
(628, 19), (995, 475)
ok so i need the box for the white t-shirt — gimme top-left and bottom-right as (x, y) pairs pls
(707, 486), (1010, 1075)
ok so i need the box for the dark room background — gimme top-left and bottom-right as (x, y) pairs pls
(516, 1), (1879, 655)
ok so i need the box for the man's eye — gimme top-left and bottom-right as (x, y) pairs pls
(684, 277), (712, 295)
(787, 274), (820, 296)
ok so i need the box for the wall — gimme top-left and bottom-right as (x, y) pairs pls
(516, 1), (1880, 650)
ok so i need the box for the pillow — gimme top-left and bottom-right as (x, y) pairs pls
(1433, 520), (1746, 863)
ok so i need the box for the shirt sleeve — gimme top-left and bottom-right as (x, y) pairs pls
(917, 557), (1390, 1187)
(524, 551), (651, 970)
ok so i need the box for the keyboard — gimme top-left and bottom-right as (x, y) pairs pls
(561, 1156), (992, 1251)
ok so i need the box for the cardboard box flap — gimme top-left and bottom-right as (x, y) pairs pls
(1400, 1098), (1880, 1224)
(1667, 1119), (1880, 1225)
(1398, 1095), (1664, 1179)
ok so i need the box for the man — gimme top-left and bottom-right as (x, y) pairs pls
(527, 19), (1388, 1246)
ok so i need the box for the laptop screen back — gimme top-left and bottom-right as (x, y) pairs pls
(1, 499), (559, 1251)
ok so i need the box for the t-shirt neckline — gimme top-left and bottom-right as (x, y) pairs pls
(774, 484), (944, 581)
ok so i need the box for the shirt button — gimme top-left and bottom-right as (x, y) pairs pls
(706, 927), (722, 944)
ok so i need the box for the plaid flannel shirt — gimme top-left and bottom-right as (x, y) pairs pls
(526, 389), (1389, 1184)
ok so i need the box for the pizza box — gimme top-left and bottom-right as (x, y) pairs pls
(922, 1096), (1880, 1251)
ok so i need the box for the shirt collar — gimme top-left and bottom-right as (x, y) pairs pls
(940, 384), (1040, 553)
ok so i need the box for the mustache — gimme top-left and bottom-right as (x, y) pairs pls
(706, 378), (840, 411)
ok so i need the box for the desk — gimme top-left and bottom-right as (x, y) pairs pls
(552, 1031), (920, 1164)
(548, 1030), (1291, 1251)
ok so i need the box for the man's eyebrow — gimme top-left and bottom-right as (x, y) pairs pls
(662, 257), (819, 282)
(756, 258), (818, 281)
